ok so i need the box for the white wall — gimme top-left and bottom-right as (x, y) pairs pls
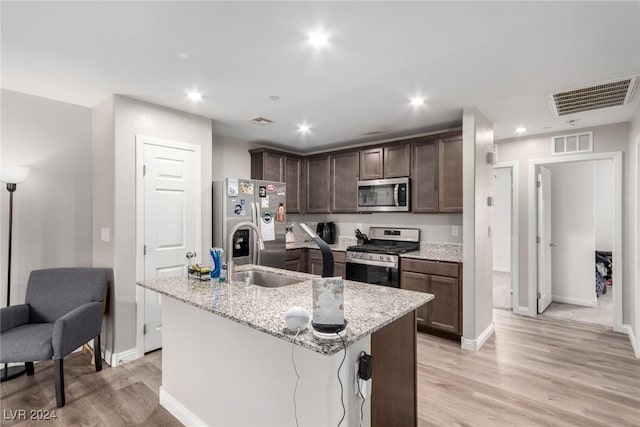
(497, 122), (631, 323)
(211, 133), (258, 181)
(462, 107), (495, 350)
(289, 213), (462, 244)
(92, 95), (213, 356)
(492, 167), (511, 272)
(548, 162), (595, 306)
(0, 89), (93, 306)
(594, 158), (614, 252)
(629, 105), (640, 357)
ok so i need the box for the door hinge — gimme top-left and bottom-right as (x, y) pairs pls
(510, 289), (514, 295)
(143, 324), (147, 335)
(143, 245), (147, 256)
(536, 180), (541, 188)
(143, 165), (147, 177)
(537, 292), (541, 299)
(536, 236), (541, 244)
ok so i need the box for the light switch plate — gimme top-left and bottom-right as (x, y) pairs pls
(101, 228), (111, 242)
(451, 226), (459, 236)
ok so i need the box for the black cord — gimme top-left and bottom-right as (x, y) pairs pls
(292, 328), (301, 427)
(357, 351), (366, 427)
(336, 331), (347, 427)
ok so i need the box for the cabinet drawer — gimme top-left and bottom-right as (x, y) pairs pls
(309, 248), (346, 263)
(401, 259), (459, 278)
(286, 249), (301, 261)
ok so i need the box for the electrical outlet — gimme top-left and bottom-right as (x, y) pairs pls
(451, 226), (459, 237)
(101, 228), (111, 242)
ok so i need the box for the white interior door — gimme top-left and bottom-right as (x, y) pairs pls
(492, 167), (512, 309)
(143, 141), (199, 353)
(537, 166), (553, 313)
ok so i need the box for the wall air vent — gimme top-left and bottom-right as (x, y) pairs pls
(248, 117), (274, 126)
(547, 75), (638, 117)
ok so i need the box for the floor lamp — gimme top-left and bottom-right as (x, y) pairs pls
(0, 164), (30, 382)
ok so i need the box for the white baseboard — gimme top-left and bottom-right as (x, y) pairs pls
(551, 295), (596, 307)
(461, 321), (495, 352)
(104, 348), (139, 367)
(513, 306), (530, 316)
(622, 324), (639, 359)
(160, 386), (207, 426)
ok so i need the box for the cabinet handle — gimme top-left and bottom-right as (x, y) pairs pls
(417, 317), (425, 322)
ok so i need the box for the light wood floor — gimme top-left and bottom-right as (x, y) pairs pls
(2, 310), (638, 426)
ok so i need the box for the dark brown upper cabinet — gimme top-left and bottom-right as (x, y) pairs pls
(284, 156), (303, 214)
(306, 156), (331, 213)
(411, 138), (438, 213)
(438, 136), (463, 212)
(383, 143), (411, 178)
(359, 148), (384, 180)
(251, 150), (283, 182)
(331, 151), (359, 213)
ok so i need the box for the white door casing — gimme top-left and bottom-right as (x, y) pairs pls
(136, 136), (201, 354)
(537, 166), (553, 313)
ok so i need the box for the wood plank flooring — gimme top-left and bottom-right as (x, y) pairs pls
(1, 310), (638, 426)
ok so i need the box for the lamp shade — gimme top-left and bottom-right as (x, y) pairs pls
(0, 165), (30, 184)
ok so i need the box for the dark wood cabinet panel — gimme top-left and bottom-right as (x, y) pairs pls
(400, 271), (429, 326)
(306, 156), (331, 213)
(401, 258), (462, 337)
(284, 156), (302, 214)
(360, 148), (384, 180)
(428, 275), (460, 334)
(411, 139), (438, 213)
(251, 151), (283, 182)
(331, 151), (359, 213)
(333, 262), (346, 279)
(438, 136), (463, 212)
(308, 249), (345, 277)
(384, 144), (411, 178)
(371, 311), (416, 427)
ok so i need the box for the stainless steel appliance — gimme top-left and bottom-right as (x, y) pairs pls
(346, 227), (420, 288)
(212, 178), (287, 269)
(357, 177), (409, 212)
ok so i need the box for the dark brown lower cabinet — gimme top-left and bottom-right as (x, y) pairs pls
(307, 248), (346, 278)
(400, 258), (462, 340)
(371, 310), (416, 427)
(285, 249), (306, 272)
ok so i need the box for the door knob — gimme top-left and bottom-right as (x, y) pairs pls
(186, 251), (196, 259)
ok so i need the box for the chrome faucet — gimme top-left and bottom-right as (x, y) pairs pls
(227, 221), (265, 281)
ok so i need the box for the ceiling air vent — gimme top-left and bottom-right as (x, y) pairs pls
(248, 116), (274, 126)
(547, 75), (639, 117)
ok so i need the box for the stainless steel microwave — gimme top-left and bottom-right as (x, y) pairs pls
(357, 177), (409, 212)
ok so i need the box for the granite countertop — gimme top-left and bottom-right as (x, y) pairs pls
(286, 236), (356, 252)
(401, 243), (463, 263)
(138, 264), (431, 356)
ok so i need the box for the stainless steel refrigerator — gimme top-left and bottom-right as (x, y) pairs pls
(212, 178), (287, 270)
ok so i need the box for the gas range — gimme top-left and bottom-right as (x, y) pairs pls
(346, 228), (420, 268)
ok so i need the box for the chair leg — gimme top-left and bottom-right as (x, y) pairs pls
(25, 362), (34, 376)
(94, 335), (102, 372)
(54, 359), (65, 408)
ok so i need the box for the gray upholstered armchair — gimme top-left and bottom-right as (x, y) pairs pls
(0, 268), (109, 407)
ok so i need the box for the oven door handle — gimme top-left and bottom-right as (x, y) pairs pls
(346, 258), (398, 269)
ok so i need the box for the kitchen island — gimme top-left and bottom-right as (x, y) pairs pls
(138, 264), (432, 427)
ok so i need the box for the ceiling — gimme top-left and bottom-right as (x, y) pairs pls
(2, 1), (639, 152)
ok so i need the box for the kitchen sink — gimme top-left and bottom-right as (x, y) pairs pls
(232, 270), (303, 288)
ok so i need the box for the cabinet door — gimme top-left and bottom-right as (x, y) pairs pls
(284, 156), (302, 213)
(310, 259), (324, 276)
(427, 275), (460, 334)
(360, 148), (384, 180)
(400, 271), (429, 326)
(262, 152), (284, 182)
(306, 156), (331, 213)
(286, 259), (300, 272)
(384, 144), (410, 178)
(411, 139), (438, 213)
(438, 136), (463, 212)
(333, 262), (346, 279)
(331, 151), (359, 213)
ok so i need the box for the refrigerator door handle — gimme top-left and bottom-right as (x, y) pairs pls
(253, 202), (262, 265)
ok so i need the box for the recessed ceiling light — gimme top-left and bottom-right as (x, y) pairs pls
(298, 124), (311, 133)
(187, 91), (203, 101)
(409, 97), (425, 107)
(308, 30), (329, 48)
(515, 127), (527, 134)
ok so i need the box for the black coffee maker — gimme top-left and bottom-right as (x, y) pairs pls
(316, 222), (336, 244)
